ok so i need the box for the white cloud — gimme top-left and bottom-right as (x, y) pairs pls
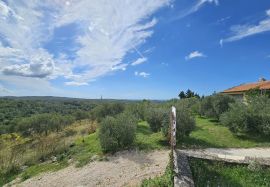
(172, 0), (218, 21)
(135, 71), (150, 78)
(223, 9), (270, 43)
(2, 49), (55, 78)
(0, 0), (170, 88)
(111, 63), (128, 71)
(185, 51), (206, 60)
(161, 62), (169, 66)
(267, 9), (270, 16)
(65, 81), (89, 86)
(131, 57), (147, 66)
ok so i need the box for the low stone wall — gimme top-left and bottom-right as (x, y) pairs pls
(173, 150), (194, 187)
(177, 149), (270, 166)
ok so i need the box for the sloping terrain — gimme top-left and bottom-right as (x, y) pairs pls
(10, 150), (169, 187)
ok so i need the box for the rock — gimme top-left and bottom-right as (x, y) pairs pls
(91, 155), (99, 161)
(51, 156), (57, 162)
(20, 165), (28, 171)
(68, 158), (73, 164)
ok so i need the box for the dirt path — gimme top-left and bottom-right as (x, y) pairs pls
(12, 150), (169, 187)
(178, 148), (270, 161)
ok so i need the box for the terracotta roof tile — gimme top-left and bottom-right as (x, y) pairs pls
(222, 81), (270, 93)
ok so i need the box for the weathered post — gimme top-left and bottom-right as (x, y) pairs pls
(171, 106), (176, 150)
(172, 106), (195, 187)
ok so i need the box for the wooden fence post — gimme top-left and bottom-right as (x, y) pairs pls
(171, 106), (176, 150)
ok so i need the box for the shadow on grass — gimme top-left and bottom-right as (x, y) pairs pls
(136, 124), (152, 135)
(189, 158), (242, 187)
(178, 136), (224, 149)
(158, 139), (169, 147)
(135, 139), (169, 150)
(236, 133), (270, 144)
(209, 119), (219, 123)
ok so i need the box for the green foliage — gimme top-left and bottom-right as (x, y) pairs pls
(135, 121), (168, 150)
(16, 113), (75, 136)
(20, 161), (68, 182)
(146, 107), (168, 132)
(70, 132), (102, 167)
(175, 102), (196, 140)
(90, 102), (125, 121)
(125, 101), (151, 121)
(178, 89), (200, 99)
(221, 96), (270, 136)
(189, 158), (270, 187)
(0, 98), (95, 134)
(99, 112), (137, 152)
(199, 94), (235, 120)
(178, 91), (186, 99)
(181, 117), (270, 149)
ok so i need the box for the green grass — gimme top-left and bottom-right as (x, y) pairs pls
(189, 158), (270, 187)
(135, 121), (168, 150)
(0, 122), (167, 186)
(69, 132), (103, 167)
(180, 117), (270, 148)
(20, 160), (68, 181)
(0, 168), (20, 187)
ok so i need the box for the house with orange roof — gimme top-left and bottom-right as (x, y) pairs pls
(221, 78), (270, 101)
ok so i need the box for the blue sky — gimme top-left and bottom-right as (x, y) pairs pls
(0, 0), (270, 99)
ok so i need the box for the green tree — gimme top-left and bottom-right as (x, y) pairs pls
(178, 91), (186, 99)
(99, 112), (137, 152)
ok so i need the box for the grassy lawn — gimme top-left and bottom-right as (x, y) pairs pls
(69, 132), (103, 167)
(135, 121), (168, 150)
(189, 158), (270, 187)
(181, 117), (270, 148)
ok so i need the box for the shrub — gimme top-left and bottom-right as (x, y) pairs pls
(220, 102), (249, 133)
(200, 94), (235, 120)
(160, 102), (196, 141)
(125, 101), (151, 121)
(91, 103), (125, 121)
(64, 128), (77, 137)
(99, 112), (137, 152)
(175, 103), (196, 140)
(221, 96), (270, 136)
(146, 108), (168, 132)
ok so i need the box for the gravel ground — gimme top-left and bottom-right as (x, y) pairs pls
(11, 150), (169, 187)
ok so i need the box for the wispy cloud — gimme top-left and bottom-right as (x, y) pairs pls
(0, 83), (13, 95)
(135, 71), (150, 78)
(0, 0), (170, 87)
(172, 0), (219, 21)
(161, 62), (169, 66)
(222, 9), (270, 43)
(65, 81), (89, 86)
(185, 51), (206, 60)
(131, 57), (147, 66)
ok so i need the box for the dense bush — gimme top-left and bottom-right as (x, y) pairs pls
(221, 96), (270, 136)
(99, 112), (137, 152)
(161, 101), (196, 141)
(146, 108), (168, 132)
(0, 98), (96, 134)
(125, 101), (151, 121)
(175, 103), (196, 140)
(16, 113), (75, 136)
(90, 102), (125, 121)
(200, 94), (235, 120)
